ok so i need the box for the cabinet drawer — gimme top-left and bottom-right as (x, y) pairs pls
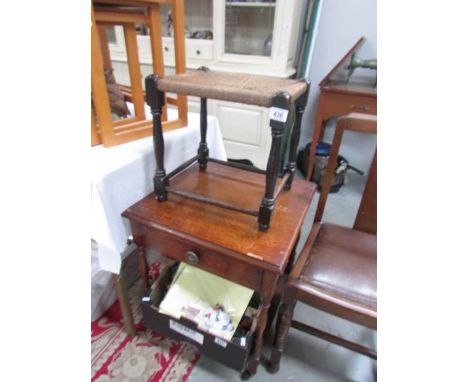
(141, 265), (258, 372)
(186, 42), (213, 60)
(135, 224), (262, 291)
(322, 93), (377, 117)
(162, 40), (174, 57)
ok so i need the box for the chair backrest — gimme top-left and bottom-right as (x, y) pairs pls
(314, 113), (377, 234)
(91, 0), (188, 147)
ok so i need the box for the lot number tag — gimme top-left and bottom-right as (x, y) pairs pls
(214, 337), (228, 348)
(270, 107), (289, 123)
(169, 319), (204, 345)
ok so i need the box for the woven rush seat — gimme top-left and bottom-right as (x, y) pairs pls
(144, 69), (310, 231)
(158, 70), (308, 108)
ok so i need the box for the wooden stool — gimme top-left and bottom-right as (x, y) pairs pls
(145, 67), (310, 231)
(269, 113), (377, 372)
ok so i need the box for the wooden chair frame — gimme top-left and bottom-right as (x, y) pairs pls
(268, 113), (377, 372)
(315, 112), (377, 227)
(91, 0), (188, 147)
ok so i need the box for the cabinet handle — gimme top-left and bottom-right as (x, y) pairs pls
(351, 104), (369, 112)
(186, 251), (199, 265)
(164, 46), (169, 52)
(196, 49), (201, 55)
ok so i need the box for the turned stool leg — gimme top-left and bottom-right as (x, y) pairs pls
(268, 287), (297, 373)
(284, 81), (309, 191)
(258, 92), (291, 231)
(198, 97), (209, 170)
(145, 75), (168, 201)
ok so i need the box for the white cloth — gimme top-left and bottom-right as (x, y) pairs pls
(91, 242), (116, 320)
(91, 111), (227, 275)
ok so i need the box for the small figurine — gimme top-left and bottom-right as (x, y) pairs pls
(166, 11), (173, 36)
(203, 304), (234, 333)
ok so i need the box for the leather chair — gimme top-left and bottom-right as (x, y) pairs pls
(268, 113), (377, 372)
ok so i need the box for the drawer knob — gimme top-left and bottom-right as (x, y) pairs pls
(186, 251), (199, 265)
(196, 49), (201, 55)
(164, 46), (169, 52)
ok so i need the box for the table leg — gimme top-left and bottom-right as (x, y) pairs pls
(265, 231), (300, 334)
(318, 120), (327, 141)
(244, 272), (279, 378)
(138, 247), (149, 290)
(113, 274), (137, 337)
(268, 287), (297, 373)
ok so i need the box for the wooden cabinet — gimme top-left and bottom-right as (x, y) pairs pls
(106, 0), (308, 168)
(211, 100), (271, 169)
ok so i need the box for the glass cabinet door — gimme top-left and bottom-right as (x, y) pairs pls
(224, 0), (276, 57)
(160, 0), (213, 40)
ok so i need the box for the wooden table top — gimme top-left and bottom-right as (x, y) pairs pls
(123, 162), (316, 273)
(321, 80), (377, 97)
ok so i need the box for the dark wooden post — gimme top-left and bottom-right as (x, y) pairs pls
(284, 80), (310, 191)
(245, 272), (279, 378)
(145, 74), (168, 201)
(198, 97), (209, 170)
(258, 92), (291, 231)
(268, 286), (298, 373)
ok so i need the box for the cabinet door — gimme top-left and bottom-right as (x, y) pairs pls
(224, 0), (276, 58)
(211, 100), (271, 169)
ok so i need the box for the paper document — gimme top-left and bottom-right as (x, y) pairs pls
(159, 263), (254, 341)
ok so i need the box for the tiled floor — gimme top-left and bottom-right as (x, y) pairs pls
(188, 172), (377, 382)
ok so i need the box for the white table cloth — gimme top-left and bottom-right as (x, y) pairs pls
(91, 110), (227, 275)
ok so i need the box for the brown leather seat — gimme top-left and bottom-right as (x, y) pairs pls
(295, 223), (377, 329)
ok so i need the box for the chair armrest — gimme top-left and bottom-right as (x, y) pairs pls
(338, 112), (377, 134)
(289, 223), (322, 280)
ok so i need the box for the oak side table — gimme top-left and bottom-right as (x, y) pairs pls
(123, 161), (316, 378)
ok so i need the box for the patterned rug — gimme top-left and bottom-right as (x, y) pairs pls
(91, 263), (200, 381)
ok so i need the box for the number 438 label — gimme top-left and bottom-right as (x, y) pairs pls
(270, 107), (289, 123)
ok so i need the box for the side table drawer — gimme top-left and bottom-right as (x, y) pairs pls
(134, 224), (262, 291)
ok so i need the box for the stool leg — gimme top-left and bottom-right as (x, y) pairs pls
(259, 92), (291, 231)
(145, 75), (168, 201)
(284, 81), (309, 191)
(198, 97), (209, 170)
